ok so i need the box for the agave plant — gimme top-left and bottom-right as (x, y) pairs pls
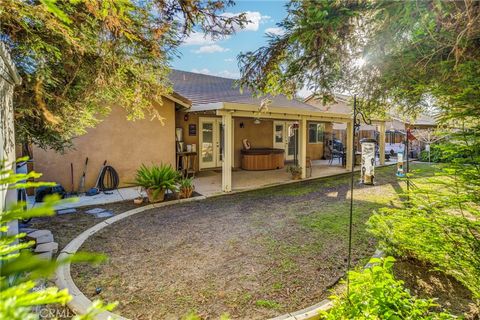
(133, 164), (180, 202)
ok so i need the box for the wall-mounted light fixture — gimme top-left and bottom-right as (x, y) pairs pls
(184, 114), (189, 121)
(239, 122), (245, 128)
(253, 118), (261, 125)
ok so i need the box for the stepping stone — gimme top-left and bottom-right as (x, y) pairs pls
(57, 208), (76, 215)
(85, 208), (106, 214)
(90, 210), (113, 218)
(27, 230), (52, 238)
(36, 251), (53, 260)
(33, 234), (54, 244)
(26, 230), (54, 244)
(85, 208), (114, 218)
(34, 242), (58, 254)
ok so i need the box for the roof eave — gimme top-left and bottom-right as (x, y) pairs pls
(165, 91), (192, 109)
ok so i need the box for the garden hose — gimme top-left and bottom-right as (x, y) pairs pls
(98, 166), (119, 191)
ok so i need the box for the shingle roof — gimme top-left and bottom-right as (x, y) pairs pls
(169, 69), (322, 112)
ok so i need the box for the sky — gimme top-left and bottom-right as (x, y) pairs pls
(171, 0), (288, 80)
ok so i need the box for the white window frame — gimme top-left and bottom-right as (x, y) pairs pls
(308, 122), (325, 144)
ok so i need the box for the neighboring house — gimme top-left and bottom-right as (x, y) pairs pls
(33, 70), (387, 193)
(0, 42), (22, 234)
(304, 94), (437, 156)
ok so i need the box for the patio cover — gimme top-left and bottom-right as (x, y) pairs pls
(169, 69), (386, 192)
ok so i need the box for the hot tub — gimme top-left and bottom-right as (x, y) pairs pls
(241, 148), (285, 170)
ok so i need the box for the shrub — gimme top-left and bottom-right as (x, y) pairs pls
(418, 142), (472, 163)
(133, 164), (180, 195)
(418, 145), (444, 162)
(321, 257), (455, 319)
(178, 177), (194, 190)
(178, 177), (194, 198)
(286, 164), (302, 175)
(0, 159), (115, 319)
(369, 129), (480, 299)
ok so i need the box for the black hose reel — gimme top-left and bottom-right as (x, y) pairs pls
(99, 165), (119, 191)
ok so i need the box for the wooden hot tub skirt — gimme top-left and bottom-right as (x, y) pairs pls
(241, 148), (285, 170)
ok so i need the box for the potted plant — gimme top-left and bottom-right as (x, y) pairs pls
(178, 177), (194, 199)
(286, 164), (302, 180)
(132, 164), (179, 203)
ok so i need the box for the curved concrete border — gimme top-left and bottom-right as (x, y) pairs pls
(269, 250), (384, 320)
(56, 191), (384, 320)
(56, 196), (206, 320)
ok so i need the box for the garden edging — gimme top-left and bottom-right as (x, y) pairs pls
(56, 171), (389, 319)
(55, 196), (206, 320)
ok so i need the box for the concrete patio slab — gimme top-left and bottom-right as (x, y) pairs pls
(194, 160), (351, 197)
(117, 187), (143, 200)
(27, 160), (399, 210)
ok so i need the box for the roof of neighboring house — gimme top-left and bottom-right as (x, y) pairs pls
(169, 69), (322, 112)
(407, 113), (437, 126)
(304, 93), (353, 114)
(305, 94), (437, 127)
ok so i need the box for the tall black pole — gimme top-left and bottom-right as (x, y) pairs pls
(406, 129), (410, 197)
(346, 94), (357, 298)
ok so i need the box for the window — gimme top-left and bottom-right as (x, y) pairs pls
(308, 123), (325, 143)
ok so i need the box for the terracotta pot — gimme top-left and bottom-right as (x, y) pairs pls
(291, 172), (302, 180)
(179, 186), (194, 199)
(146, 188), (165, 203)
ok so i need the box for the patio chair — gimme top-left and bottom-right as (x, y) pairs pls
(328, 144), (344, 165)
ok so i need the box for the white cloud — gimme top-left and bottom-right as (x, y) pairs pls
(194, 44), (230, 54)
(223, 11), (271, 32)
(190, 68), (239, 79)
(224, 58), (235, 62)
(191, 68), (211, 75)
(183, 31), (219, 46)
(265, 27), (285, 36)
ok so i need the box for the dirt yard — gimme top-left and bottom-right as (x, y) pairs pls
(69, 165), (412, 320)
(393, 258), (479, 319)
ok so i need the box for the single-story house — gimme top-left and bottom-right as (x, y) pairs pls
(32, 70), (387, 193)
(304, 94), (437, 156)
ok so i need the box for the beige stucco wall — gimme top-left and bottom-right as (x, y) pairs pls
(33, 99), (176, 191)
(174, 112), (336, 168)
(175, 113), (275, 170)
(306, 122), (333, 160)
(233, 117), (273, 168)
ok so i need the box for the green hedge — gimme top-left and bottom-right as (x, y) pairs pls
(418, 142), (471, 163)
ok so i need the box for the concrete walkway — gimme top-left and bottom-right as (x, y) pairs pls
(29, 159), (398, 210)
(28, 187), (145, 210)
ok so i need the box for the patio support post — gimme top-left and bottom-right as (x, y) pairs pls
(222, 113), (233, 192)
(346, 121), (354, 171)
(378, 122), (386, 165)
(300, 116), (307, 179)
